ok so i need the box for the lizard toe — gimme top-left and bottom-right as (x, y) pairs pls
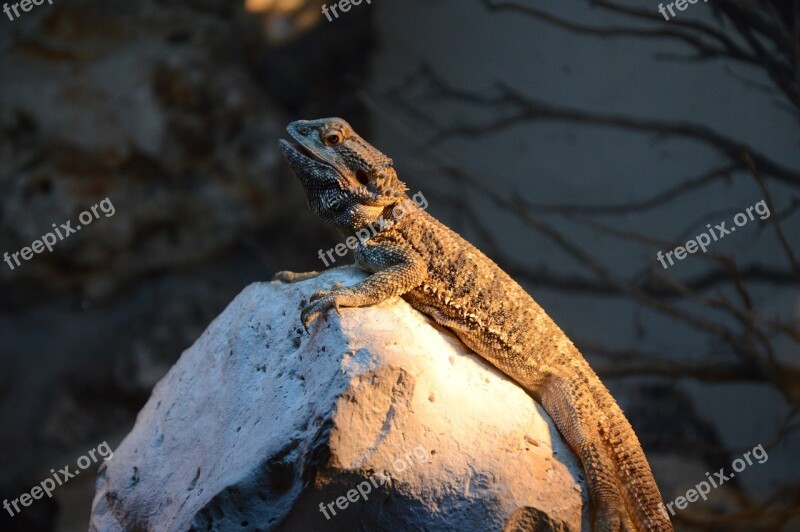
(273, 271), (322, 283)
(310, 283), (345, 302)
(300, 306), (320, 331)
(272, 270), (295, 282)
(301, 296), (336, 330)
(309, 290), (330, 302)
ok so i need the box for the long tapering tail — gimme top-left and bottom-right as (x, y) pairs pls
(594, 386), (673, 531)
(535, 355), (673, 531)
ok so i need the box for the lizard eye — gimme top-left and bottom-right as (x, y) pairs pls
(323, 131), (343, 146)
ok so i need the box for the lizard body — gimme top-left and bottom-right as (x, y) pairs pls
(275, 118), (672, 532)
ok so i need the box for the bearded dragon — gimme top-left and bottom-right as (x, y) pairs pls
(274, 117), (672, 532)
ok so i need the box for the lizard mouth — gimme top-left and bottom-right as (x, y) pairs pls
(279, 138), (403, 209)
(279, 138), (369, 190)
(279, 139), (319, 163)
(278, 138), (343, 178)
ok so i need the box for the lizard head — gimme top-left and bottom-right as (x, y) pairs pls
(279, 117), (408, 229)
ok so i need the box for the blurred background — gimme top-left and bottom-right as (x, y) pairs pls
(1, 0), (798, 530)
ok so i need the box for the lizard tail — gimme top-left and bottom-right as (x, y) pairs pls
(593, 386), (673, 531)
(536, 362), (673, 531)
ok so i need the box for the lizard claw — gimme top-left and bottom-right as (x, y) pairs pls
(301, 294), (341, 331)
(302, 283), (347, 331)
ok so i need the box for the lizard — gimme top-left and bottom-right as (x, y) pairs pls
(273, 117), (673, 532)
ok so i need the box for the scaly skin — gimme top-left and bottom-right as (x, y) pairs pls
(276, 118), (673, 531)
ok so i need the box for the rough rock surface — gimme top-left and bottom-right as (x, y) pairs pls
(89, 266), (588, 531)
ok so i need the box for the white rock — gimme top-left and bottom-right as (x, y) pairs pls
(89, 266), (588, 531)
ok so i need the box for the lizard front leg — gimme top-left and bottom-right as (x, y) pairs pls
(301, 241), (427, 329)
